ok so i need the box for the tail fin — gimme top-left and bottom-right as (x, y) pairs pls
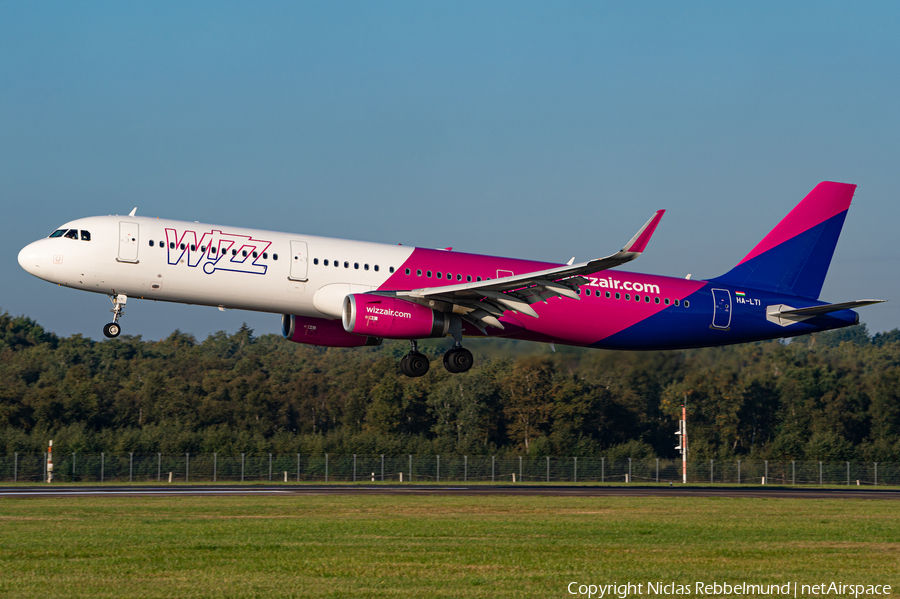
(710, 181), (856, 299)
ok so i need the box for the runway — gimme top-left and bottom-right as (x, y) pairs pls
(1, 484), (898, 500)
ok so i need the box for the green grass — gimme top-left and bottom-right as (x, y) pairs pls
(1, 494), (898, 598)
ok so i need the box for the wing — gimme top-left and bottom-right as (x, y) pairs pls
(387, 210), (665, 332)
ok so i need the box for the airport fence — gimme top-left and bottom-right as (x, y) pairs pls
(1, 453), (899, 486)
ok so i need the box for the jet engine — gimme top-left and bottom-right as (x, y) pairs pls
(342, 294), (449, 339)
(282, 314), (381, 347)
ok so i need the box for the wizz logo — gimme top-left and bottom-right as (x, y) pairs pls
(165, 229), (273, 275)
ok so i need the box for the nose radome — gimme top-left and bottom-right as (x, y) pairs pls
(18, 241), (42, 275)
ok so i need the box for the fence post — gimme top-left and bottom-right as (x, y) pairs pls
(44, 452), (47, 482)
(464, 455), (467, 482)
(353, 454), (356, 482)
(628, 457), (632, 483)
(101, 452), (105, 483)
(710, 459), (714, 484)
(130, 452), (133, 483)
(268, 453), (272, 482)
(491, 456), (495, 483)
(574, 457), (578, 483)
(737, 459), (741, 484)
(792, 460), (795, 486)
(764, 460), (768, 484)
(297, 453), (300, 482)
(73, 452), (76, 481)
(546, 456), (550, 483)
(325, 453), (328, 482)
(186, 453), (190, 483)
(241, 453), (245, 482)
(157, 453), (161, 482)
(875, 462), (878, 486)
(13, 453), (17, 482)
(437, 455), (440, 483)
(214, 453), (217, 482)
(601, 457), (605, 483)
(656, 458), (659, 483)
(408, 455), (412, 482)
(381, 455), (384, 482)
(819, 461), (823, 486)
(519, 456), (522, 482)
(847, 462), (850, 486)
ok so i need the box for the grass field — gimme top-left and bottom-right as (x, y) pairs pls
(1, 491), (898, 598)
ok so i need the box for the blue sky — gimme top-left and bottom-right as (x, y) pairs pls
(1, 2), (897, 340)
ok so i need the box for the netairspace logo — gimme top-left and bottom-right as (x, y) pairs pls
(566, 581), (892, 598)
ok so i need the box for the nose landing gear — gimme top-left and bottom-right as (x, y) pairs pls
(103, 294), (127, 338)
(399, 340), (430, 377)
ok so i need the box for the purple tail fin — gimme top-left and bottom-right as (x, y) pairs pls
(711, 181), (856, 299)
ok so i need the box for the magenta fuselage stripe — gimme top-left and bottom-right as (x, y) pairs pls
(737, 182), (854, 266)
(377, 247), (705, 347)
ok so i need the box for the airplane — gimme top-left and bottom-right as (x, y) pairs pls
(17, 181), (884, 377)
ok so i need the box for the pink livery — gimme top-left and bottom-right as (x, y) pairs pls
(18, 181), (884, 377)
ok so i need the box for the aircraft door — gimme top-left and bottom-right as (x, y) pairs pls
(289, 240), (309, 281)
(711, 288), (732, 330)
(118, 222), (139, 263)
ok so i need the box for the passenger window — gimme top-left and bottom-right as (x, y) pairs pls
(447, 273), (452, 280)
(467, 275), (472, 282)
(354, 263), (359, 269)
(344, 261), (349, 268)
(80, 230), (91, 241)
(674, 299), (680, 306)
(605, 291), (611, 299)
(201, 246), (206, 252)
(476, 277), (481, 282)
(64, 229), (78, 239)
(374, 265), (380, 272)
(273, 254), (278, 260)
(364, 264), (369, 270)
(334, 260), (339, 268)
(665, 298), (670, 305)
(389, 267), (394, 273)
(615, 292), (620, 299)
(456, 274), (462, 281)
(211, 247), (217, 254)
(315, 258), (320, 265)
(232, 249), (237, 256)
(436, 272), (442, 278)
(645, 296), (651, 303)
(252, 251), (258, 258)
(576, 288), (581, 295)
(181, 244), (187, 250)
(149, 240), (155, 247)
(323, 259), (328, 266)
(684, 300), (690, 308)
(625, 294), (630, 300)
(263, 252), (268, 259)
(426, 270), (432, 277)
(655, 297), (660, 304)
(405, 268), (411, 275)
(49, 229), (66, 238)
(170, 242), (175, 249)
(585, 289), (592, 296)
(416, 269), (422, 276)
(242, 250), (248, 257)
(191, 245), (197, 251)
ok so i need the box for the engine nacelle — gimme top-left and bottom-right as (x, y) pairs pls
(342, 294), (449, 339)
(282, 314), (381, 347)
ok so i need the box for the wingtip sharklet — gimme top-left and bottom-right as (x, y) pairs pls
(623, 209), (665, 254)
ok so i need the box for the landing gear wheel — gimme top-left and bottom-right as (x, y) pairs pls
(406, 353), (430, 377)
(443, 347), (473, 373)
(103, 323), (121, 338)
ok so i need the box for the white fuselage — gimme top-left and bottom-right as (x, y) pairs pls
(18, 214), (414, 320)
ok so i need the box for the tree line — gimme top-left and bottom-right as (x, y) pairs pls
(1, 308), (899, 461)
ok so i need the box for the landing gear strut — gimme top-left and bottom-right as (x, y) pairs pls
(442, 315), (473, 374)
(103, 294), (127, 338)
(399, 340), (430, 377)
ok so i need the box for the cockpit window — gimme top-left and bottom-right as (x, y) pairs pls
(49, 229), (66, 238)
(80, 230), (91, 241)
(64, 229), (79, 239)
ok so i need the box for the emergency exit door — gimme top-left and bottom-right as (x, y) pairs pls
(289, 240), (309, 281)
(711, 288), (732, 330)
(118, 222), (139, 263)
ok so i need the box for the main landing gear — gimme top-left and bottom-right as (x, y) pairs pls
(400, 340), (430, 377)
(103, 294), (127, 338)
(443, 345), (473, 374)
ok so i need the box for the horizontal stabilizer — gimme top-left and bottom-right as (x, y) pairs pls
(766, 299), (885, 327)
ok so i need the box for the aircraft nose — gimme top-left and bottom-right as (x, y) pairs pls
(18, 241), (43, 276)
